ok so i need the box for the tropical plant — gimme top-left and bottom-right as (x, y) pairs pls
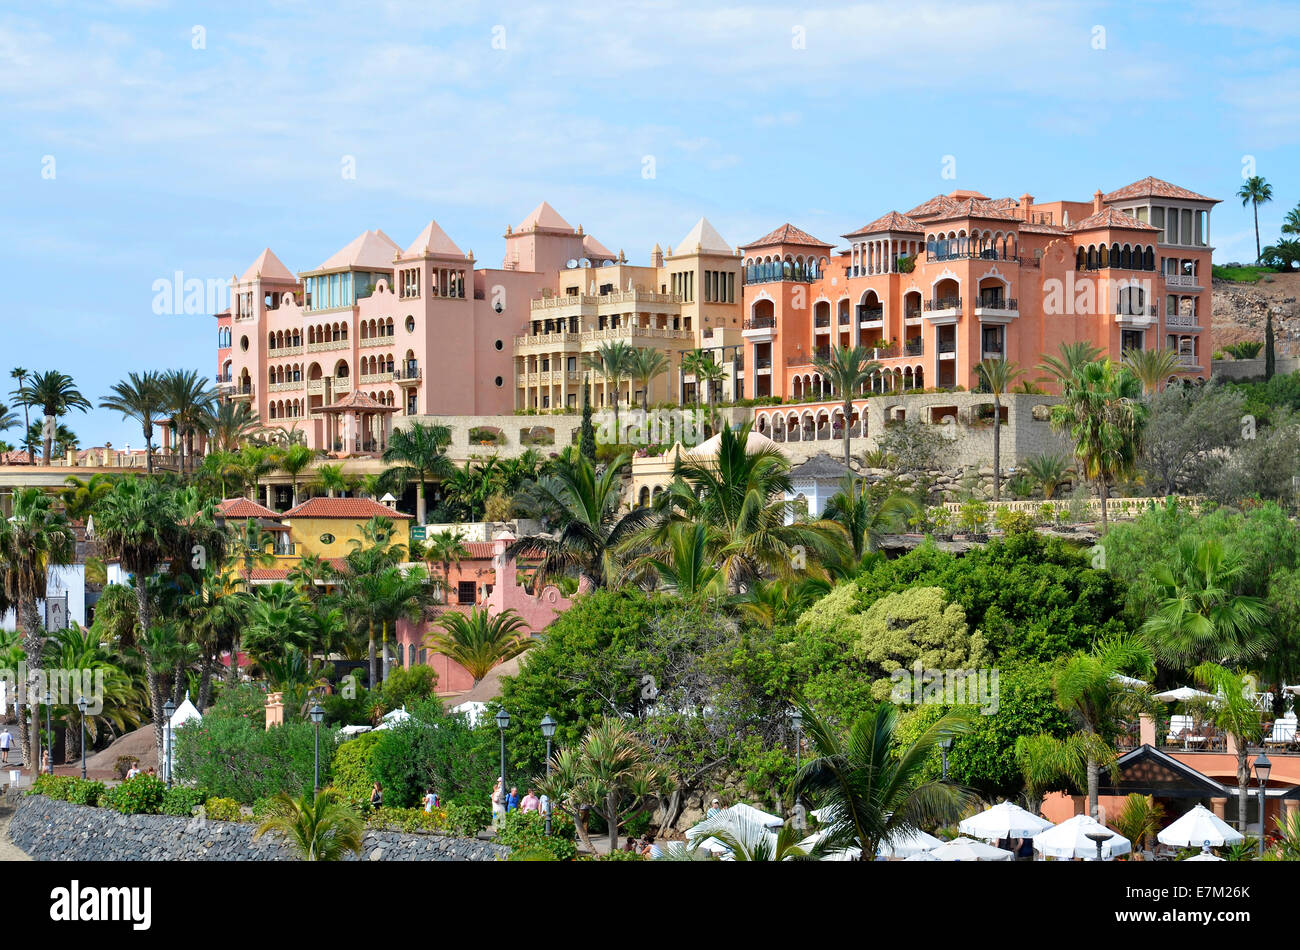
(424, 529), (469, 604)
(1192, 662), (1266, 832)
(584, 341), (635, 438)
(1023, 452), (1071, 500)
(822, 474), (917, 561)
(381, 423), (453, 524)
(8, 367), (31, 453)
(793, 700), (975, 859)
(1113, 793), (1164, 856)
(812, 344), (881, 469)
(0, 487), (76, 768)
(686, 813), (811, 861)
(253, 791), (364, 861)
(974, 357), (1021, 500)
(424, 607), (533, 685)
(1122, 347), (1181, 396)
(628, 347), (671, 413)
(160, 368), (216, 474)
(206, 400), (260, 453)
(276, 443), (318, 508)
(17, 371), (92, 465)
(99, 371), (168, 475)
(313, 463), (352, 498)
(1238, 175), (1273, 263)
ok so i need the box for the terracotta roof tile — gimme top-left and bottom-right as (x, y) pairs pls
(1103, 176), (1218, 204)
(218, 497), (280, 520)
(1068, 207), (1160, 233)
(741, 222), (832, 249)
(282, 497), (413, 519)
(844, 211), (924, 238)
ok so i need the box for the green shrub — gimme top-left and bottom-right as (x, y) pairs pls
(365, 806), (448, 834)
(495, 810), (577, 861)
(328, 731), (383, 809)
(203, 797), (243, 822)
(367, 701), (499, 809)
(30, 774), (76, 800)
(444, 802), (492, 838)
(599, 847), (645, 861)
(103, 774), (166, 815)
(160, 786), (207, 817)
(65, 779), (106, 807)
(377, 665), (438, 712)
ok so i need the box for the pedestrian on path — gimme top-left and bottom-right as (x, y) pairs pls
(0, 728), (11, 764)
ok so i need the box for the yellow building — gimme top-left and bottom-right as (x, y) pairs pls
(514, 217), (745, 411)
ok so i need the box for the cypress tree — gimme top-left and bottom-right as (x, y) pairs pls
(1266, 309), (1276, 380)
(580, 381), (597, 462)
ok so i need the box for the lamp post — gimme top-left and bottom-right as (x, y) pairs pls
(310, 703), (324, 794)
(496, 708), (510, 824)
(1085, 829), (1111, 862)
(940, 736), (953, 781)
(162, 699), (175, 786)
(76, 696), (87, 780)
(1255, 752), (1272, 857)
(540, 713), (557, 836)
(43, 690), (53, 775)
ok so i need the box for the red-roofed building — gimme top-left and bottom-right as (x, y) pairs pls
(741, 178), (1217, 404)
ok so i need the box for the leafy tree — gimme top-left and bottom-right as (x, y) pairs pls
(580, 383), (596, 462)
(367, 702), (499, 809)
(1192, 662), (1265, 831)
(1123, 347), (1181, 397)
(876, 417), (950, 474)
(1139, 381), (1245, 495)
(1023, 452), (1071, 499)
(1113, 794), (1164, 855)
(822, 474), (917, 561)
(381, 423), (453, 524)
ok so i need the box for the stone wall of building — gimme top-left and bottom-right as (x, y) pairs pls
(7, 793), (508, 862)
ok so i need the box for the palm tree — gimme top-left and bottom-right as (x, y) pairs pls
(504, 451), (653, 590)
(1047, 358), (1146, 532)
(685, 813), (811, 861)
(812, 345), (881, 469)
(1192, 662), (1266, 832)
(0, 407), (19, 436)
(371, 565), (433, 682)
(425, 607), (533, 685)
(100, 371), (168, 475)
(60, 472), (117, 522)
(1141, 538), (1270, 668)
(381, 422), (453, 524)
(235, 444), (279, 505)
(424, 529), (469, 604)
(628, 348), (671, 413)
(1238, 176), (1273, 263)
(9, 367), (30, 452)
(793, 700), (975, 859)
(624, 521), (725, 598)
(226, 517), (277, 681)
(1023, 452), (1071, 500)
(1033, 637), (1153, 818)
(254, 791), (363, 860)
(277, 443), (318, 508)
(206, 401), (259, 453)
(1122, 347), (1181, 397)
(583, 341), (635, 440)
(1113, 794), (1164, 856)
(159, 369), (215, 474)
(18, 371), (92, 465)
(822, 474), (916, 561)
(0, 487), (76, 769)
(45, 624), (145, 763)
(535, 717), (672, 855)
(974, 357), (1021, 500)
(313, 463), (352, 498)
(1037, 340), (1103, 393)
(1282, 203), (1300, 237)
(87, 477), (182, 763)
(659, 423), (847, 591)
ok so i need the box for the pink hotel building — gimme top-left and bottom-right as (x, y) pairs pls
(216, 177), (1215, 454)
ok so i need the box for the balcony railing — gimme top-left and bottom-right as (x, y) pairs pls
(927, 249), (1020, 264)
(1166, 311), (1199, 327)
(743, 316), (775, 330)
(905, 340), (923, 356)
(393, 367), (422, 382)
(858, 306), (884, 323)
(838, 312), (851, 325)
(755, 357), (772, 369)
(975, 298), (1018, 312)
(937, 338), (956, 354)
(814, 316), (830, 328)
(904, 308), (922, 321)
(1164, 273), (1200, 287)
(925, 297), (962, 311)
(215, 373), (232, 384)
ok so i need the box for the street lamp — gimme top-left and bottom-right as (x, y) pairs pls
(43, 690), (53, 775)
(1255, 752), (1272, 857)
(940, 736), (954, 781)
(540, 713), (557, 835)
(162, 699), (175, 786)
(310, 703), (324, 794)
(1085, 829), (1112, 862)
(76, 696), (87, 779)
(496, 709), (510, 823)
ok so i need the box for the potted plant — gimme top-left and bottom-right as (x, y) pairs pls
(1037, 502), (1056, 527)
(958, 499), (989, 541)
(930, 505), (953, 541)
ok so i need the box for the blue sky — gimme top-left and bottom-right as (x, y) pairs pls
(3, 0), (1298, 446)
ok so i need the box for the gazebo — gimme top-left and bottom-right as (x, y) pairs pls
(785, 453), (850, 521)
(316, 389), (397, 457)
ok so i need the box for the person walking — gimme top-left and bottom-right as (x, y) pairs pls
(423, 788), (439, 812)
(491, 777), (505, 826)
(520, 788), (540, 813)
(0, 728), (12, 764)
(507, 785), (520, 812)
(370, 781), (383, 811)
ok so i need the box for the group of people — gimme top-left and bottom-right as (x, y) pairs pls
(491, 777), (548, 821)
(622, 833), (662, 858)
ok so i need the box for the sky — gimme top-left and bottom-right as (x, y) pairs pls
(2, 0), (1298, 446)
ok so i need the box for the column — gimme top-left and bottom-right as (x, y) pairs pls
(1211, 797), (1227, 820)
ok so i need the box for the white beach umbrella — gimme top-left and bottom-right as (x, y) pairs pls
(903, 849), (941, 861)
(1156, 804), (1244, 848)
(1033, 814), (1131, 860)
(1111, 673), (1149, 688)
(926, 836), (1014, 861)
(1154, 686), (1217, 703)
(1183, 851), (1225, 862)
(877, 828), (944, 858)
(959, 801), (1053, 841)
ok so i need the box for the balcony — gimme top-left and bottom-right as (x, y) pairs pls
(905, 339), (923, 356)
(359, 372), (390, 385)
(813, 315), (831, 329)
(973, 298), (1019, 318)
(937, 337), (956, 357)
(1165, 311), (1200, 328)
(858, 306), (884, 327)
(335, 377), (353, 393)
(269, 344), (305, 356)
(308, 338), (349, 353)
(927, 248), (1020, 264)
(394, 367), (422, 384)
(743, 316), (775, 330)
(755, 357), (772, 373)
(1164, 273), (1201, 288)
(268, 379), (304, 393)
(232, 383), (254, 400)
(925, 296), (962, 312)
(307, 379), (325, 395)
(870, 343), (899, 360)
(359, 336), (394, 349)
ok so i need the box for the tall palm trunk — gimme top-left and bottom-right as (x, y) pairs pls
(134, 582), (166, 764)
(991, 395), (1001, 501)
(1097, 477), (1108, 532)
(143, 421), (154, 475)
(1236, 740), (1250, 833)
(416, 477), (427, 525)
(42, 411), (55, 465)
(19, 598), (42, 771)
(198, 654), (215, 712)
(841, 398), (853, 470)
(606, 791), (620, 855)
(1254, 201), (1261, 263)
(367, 622), (378, 689)
(610, 378), (620, 442)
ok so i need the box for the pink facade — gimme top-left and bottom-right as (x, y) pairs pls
(741, 178), (1216, 404)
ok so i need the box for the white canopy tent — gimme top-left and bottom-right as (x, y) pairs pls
(925, 837), (1014, 862)
(959, 801), (1053, 841)
(450, 701), (487, 727)
(162, 693), (202, 782)
(1154, 686), (1217, 703)
(1033, 814), (1131, 861)
(903, 849), (940, 861)
(1183, 851), (1225, 862)
(877, 828), (943, 859)
(374, 706), (411, 731)
(1156, 804), (1244, 849)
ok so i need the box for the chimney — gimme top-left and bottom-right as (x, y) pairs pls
(1093, 189), (1103, 213)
